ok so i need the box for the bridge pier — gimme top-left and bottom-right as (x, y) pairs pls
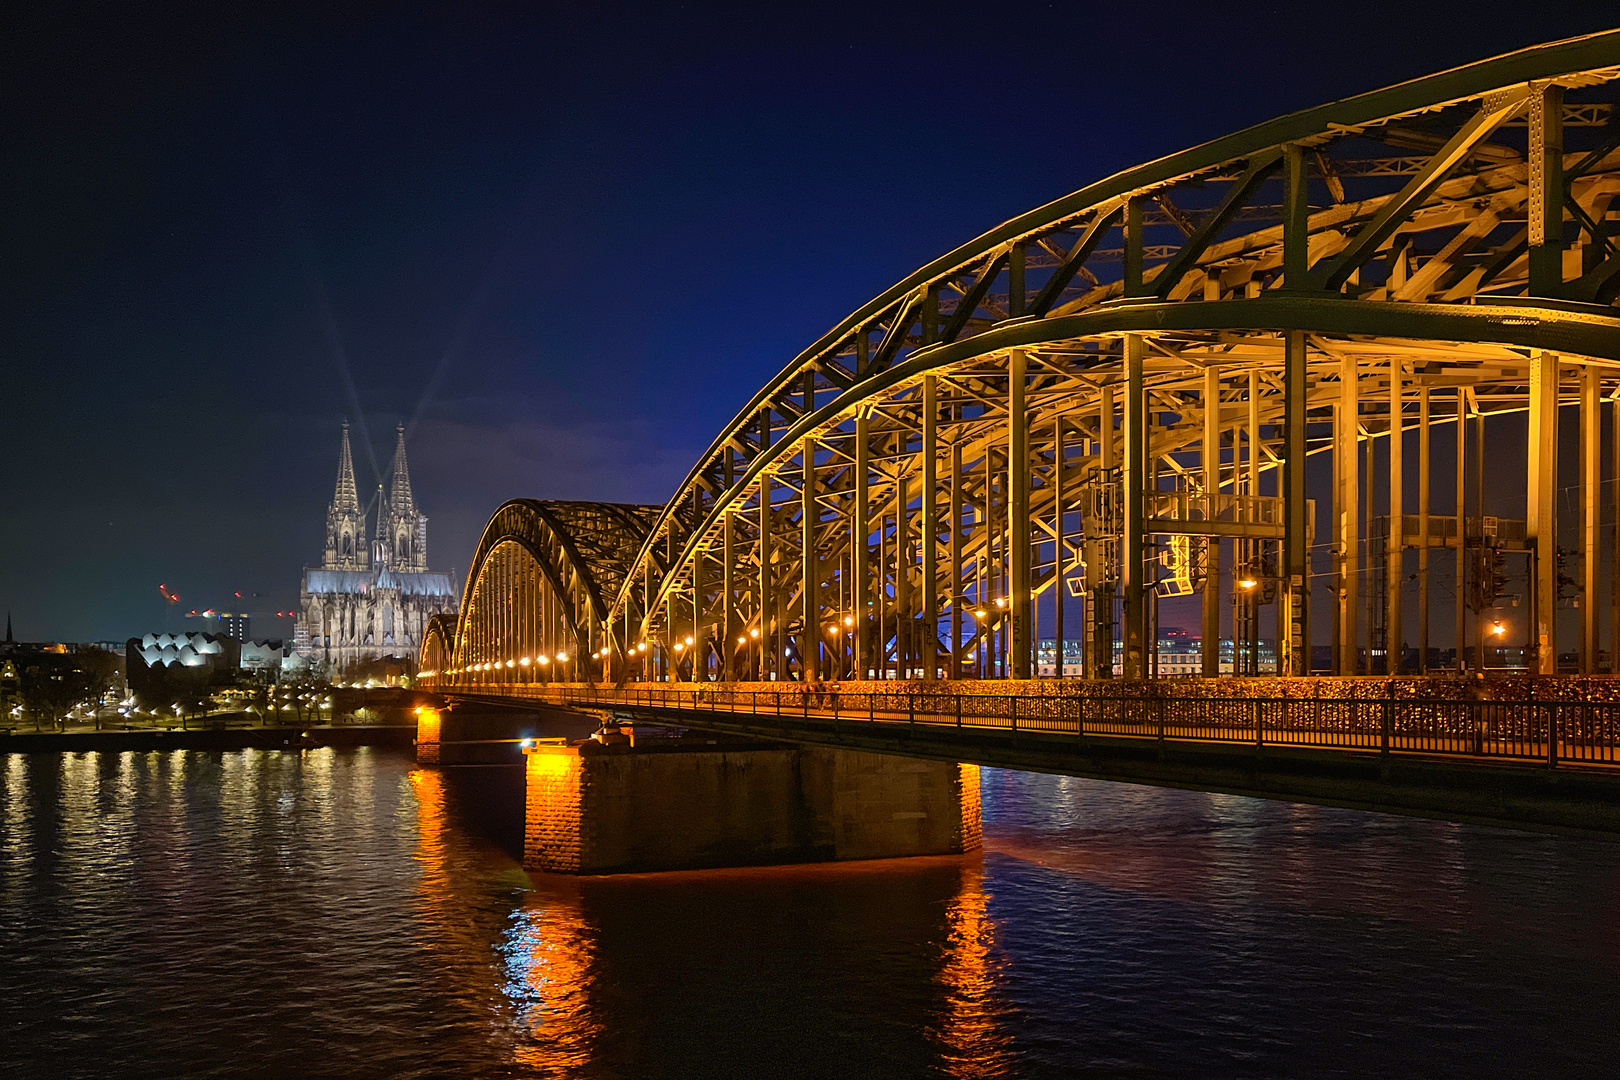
(523, 733), (981, 874)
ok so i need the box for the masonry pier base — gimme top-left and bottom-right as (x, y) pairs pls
(523, 733), (982, 875)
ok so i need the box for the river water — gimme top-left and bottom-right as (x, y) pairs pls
(2, 748), (1618, 1078)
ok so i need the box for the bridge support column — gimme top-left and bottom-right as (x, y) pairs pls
(1008, 350), (1032, 679)
(1122, 334), (1147, 679)
(855, 412), (870, 679)
(802, 434), (819, 683)
(759, 472), (773, 681)
(1418, 386), (1430, 673)
(1202, 366), (1222, 677)
(723, 510), (735, 681)
(693, 550), (708, 682)
(1337, 354), (1359, 675)
(1582, 364), (1599, 673)
(949, 435), (963, 679)
(1279, 144), (1310, 677)
(896, 473), (912, 678)
(1388, 361), (1404, 675)
(1528, 351), (1559, 675)
(1053, 415), (1066, 677)
(1282, 330), (1309, 676)
(922, 375), (938, 679)
(1454, 390), (1467, 672)
(1613, 390), (1620, 673)
(1090, 382), (1115, 679)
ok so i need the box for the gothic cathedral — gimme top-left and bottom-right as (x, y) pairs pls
(296, 422), (459, 673)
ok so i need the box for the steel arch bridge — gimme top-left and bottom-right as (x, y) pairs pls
(425, 31), (1620, 695)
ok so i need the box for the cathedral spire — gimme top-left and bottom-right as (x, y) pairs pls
(388, 423), (417, 517)
(323, 420), (369, 570)
(333, 420), (362, 516)
(381, 422), (429, 572)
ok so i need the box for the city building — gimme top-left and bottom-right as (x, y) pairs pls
(1033, 630), (1278, 677)
(295, 422), (458, 674)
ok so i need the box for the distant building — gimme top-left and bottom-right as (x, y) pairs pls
(217, 613), (250, 641)
(125, 632), (240, 705)
(295, 422), (459, 673)
(240, 638), (306, 674)
(1033, 630), (1277, 677)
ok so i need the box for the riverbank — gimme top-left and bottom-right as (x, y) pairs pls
(0, 724), (416, 753)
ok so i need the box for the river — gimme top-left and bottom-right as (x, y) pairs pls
(3, 747), (1618, 1078)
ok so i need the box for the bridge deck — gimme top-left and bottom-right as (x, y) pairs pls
(446, 682), (1620, 835)
(460, 682), (1620, 768)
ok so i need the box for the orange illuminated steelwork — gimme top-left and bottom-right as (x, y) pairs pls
(426, 33), (1620, 687)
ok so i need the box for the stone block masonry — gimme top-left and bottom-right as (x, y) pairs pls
(523, 742), (981, 875)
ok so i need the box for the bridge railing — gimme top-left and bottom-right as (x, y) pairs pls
(473, 682), (1620, 769)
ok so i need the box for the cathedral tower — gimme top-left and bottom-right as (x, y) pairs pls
(381, 423), (429, 572)
(299, 420), (457, 673)
(322, 421), (369, 570)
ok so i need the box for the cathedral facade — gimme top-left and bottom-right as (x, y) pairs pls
(295, 422), (459, 674)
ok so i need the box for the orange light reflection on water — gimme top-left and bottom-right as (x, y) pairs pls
(934, 862), (1017, 1079)
(504, 885), (599, 1072)
(410, 768), (600, 1074)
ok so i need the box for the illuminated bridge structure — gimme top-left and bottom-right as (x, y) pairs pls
(417, 34), (1620, 830)
(425, 32), (1620, 695)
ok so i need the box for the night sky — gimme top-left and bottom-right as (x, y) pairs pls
(5, 2), (1616, 642)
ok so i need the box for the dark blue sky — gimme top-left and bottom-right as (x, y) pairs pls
(4, 2), (1615, 641)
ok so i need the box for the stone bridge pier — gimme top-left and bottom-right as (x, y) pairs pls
(416, 703), (982, 875)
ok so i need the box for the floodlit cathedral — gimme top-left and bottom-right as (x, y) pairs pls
(296, 422), (459, 673)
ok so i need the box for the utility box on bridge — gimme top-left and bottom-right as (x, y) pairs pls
(523, 735), (981, 874)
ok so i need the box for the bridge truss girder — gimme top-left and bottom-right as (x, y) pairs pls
(430, 31), (1620, 688)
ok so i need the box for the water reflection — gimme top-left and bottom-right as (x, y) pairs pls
(504, 884), (599, 1073)
(7, 750), (1620, 1078)
(933, 863), (1016, 1078)
(411, 766), (602, 1074)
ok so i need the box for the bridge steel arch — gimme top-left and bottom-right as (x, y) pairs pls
(420, 612), (457, 677)
(428, 31), (1620, 690)
(426, 499), (660, 686)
